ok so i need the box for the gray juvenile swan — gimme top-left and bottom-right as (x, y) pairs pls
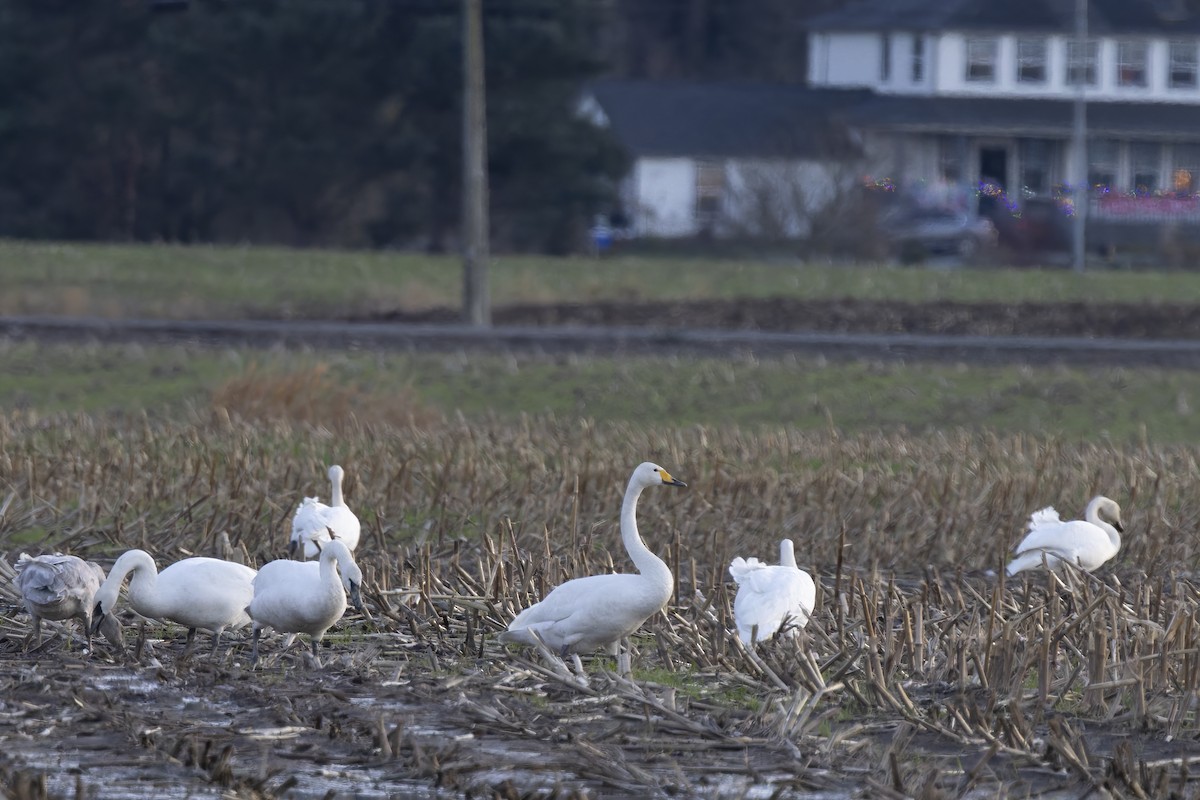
(499, 462), (686, 660)
(248, 538), (365, 667)
(14, 553), (124, 652)
(1006, 495), (1124, 576)
(289, 465), (361, 560)
(92, 549), (257, 656)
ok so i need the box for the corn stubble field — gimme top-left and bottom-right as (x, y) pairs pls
(1, 397), (1200, 800)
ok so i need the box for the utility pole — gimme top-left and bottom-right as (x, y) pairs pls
(1071, 0), (1088, 273)
(462, 0), (491, 326)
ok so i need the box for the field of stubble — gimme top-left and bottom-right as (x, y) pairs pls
(1, 410), (1200, 799)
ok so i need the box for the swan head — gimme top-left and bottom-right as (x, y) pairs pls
(632, 462), (686, 490)
(1095, 496), (1124, 532)
(328, 465), (345, 484)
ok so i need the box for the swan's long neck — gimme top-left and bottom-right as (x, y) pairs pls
(621, 479), (671, 585)
(108, 551), (159, 611)
(779, 539), (797, 568)
(329, 470), (345, 507)
(1085, 498), (1121, 551)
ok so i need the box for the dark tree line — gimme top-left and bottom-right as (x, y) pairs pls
(0, 0), (846, 252)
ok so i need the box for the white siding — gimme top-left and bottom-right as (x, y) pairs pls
(724, 160), (843, 238)
(631, 158), (697, 237)
(818, 33), (883, 87)
(813, 30), (1200, 104)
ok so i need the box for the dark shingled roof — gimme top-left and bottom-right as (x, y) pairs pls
(806, 0), (1200, 35)
(846, 95), (1200, 140)
(585, 80), (871, 159)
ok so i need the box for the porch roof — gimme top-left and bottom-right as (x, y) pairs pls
(585, 80), (870, 159)
(806, 0), (1200, 36)
(848, 95), (1200, 141)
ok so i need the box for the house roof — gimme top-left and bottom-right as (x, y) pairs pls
(584, 80), (871, 159)
(846, 94), (1200, 140)
(806, 0), (1200, 35)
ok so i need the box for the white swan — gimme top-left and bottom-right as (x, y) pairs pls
(729, 539), (816, 645)
(248, 539), (365, 666)
(289, 464), (361, 560)
(14, 553), (124, 652)
(498, 462), (686, 658)
(91, 549), (257, 655)
(1005, 495), (1124, 576)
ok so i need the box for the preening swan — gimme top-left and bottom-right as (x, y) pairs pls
(499, 462), (686, 660)
(91, 550), (257, 655)
(14, 553), (124, 652)
(729, 538), (816, 645)
(248, 539), (365, 666)
(1005, 495), (1124, 576)
(289, 465), (361, 560)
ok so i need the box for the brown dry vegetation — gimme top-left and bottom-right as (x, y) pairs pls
(2, 409), (1200, 797)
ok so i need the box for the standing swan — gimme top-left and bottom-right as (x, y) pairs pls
(248, 539), (365, 667)
(729, 539), (816, 645)
(1005, 495), (1124, 576)
(499, 462), (686, 661)
(14, 553), (124, 652)
(91, 550), (257, 656)
(289, 464), (361, 560)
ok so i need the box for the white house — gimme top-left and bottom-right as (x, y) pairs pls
(586, 0), (1200, 250)
(806, 0), (1200, 246)
(580, 80), (872, 240)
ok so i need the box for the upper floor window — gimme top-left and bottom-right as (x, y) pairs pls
(1067, 39), (1099, 86)
(1169, 41), (1198, 89)
(912, 36), (925, 82)
(1017, 37), (1047, 84)
(881, 35), (891, 82)
(965, 37), (997, 83)
(1117, 41), (1148, 87)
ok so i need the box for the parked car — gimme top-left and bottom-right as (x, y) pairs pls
(881, 208), (998, 263)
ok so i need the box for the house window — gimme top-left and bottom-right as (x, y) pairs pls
(1019, 139), (1054, 195)
(965, 37), (997, 83)
(911, 37), (925, 82)
(881, 35), (891, 82)
(1088, 139), (1119, 192)
(1130, 142), (1160, 194)
(1173, 144), (1200, 194)
(1017, 37), (1047, 84)
(1067, 39), (1099, 86)
(695, 161), (725, 222)
(1169, 41), (1198, 89)
(1117, 41), (1148, 87)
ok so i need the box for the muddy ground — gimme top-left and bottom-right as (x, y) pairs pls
(3, 579), (1199, 800)
(369, 297), (1200, 341)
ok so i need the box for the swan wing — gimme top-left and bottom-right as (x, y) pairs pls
(291, 497), (334, 557)
(324, 505), (361, 551)
(728, 557), (768, 583)
(1008, 517), (1115, 574)
(502, 573), (667, 652)
(15, 554), (100, 607)
(153, 557), (258, 631)
(733, 566), (815, 644)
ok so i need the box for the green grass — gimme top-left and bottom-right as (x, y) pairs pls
(3, 239), (1200, 320)
(3, 339), (1200, 444)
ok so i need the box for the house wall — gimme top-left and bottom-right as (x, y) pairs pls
(630, 158), (697, 237)
(625, 156), (854, 240)
(816, 30), (1200, 103)
(810, 33), (883, 87)
(723, 160), (845, 238)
